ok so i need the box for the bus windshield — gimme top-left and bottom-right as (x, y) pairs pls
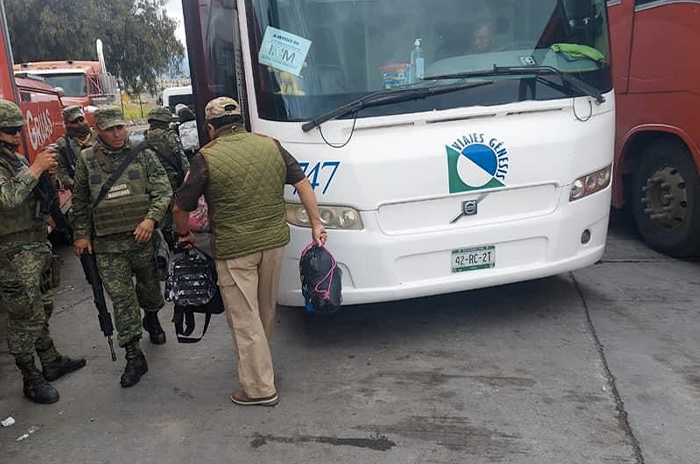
(246, 0), (611, 122)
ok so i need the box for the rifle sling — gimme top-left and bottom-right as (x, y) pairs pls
(61, 142), (76, 179)
(93, 141), (148, 209)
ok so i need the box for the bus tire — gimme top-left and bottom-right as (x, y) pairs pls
(630, 138), (700, 257)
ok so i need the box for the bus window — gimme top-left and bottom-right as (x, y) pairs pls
(245, 0), (612, 122)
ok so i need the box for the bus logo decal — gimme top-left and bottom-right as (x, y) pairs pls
(446, 133), (509, 194)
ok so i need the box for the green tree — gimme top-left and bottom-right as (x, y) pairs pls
(5, 0), (184, 94)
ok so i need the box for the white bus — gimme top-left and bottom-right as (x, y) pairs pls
(183, 0), (614, 305)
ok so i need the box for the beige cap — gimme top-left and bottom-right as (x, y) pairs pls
(204, 97), (241, 121)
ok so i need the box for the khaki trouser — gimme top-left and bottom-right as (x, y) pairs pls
(215, 246), (284, 398)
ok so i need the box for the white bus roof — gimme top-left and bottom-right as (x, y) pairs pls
(162, 85), (192, 97)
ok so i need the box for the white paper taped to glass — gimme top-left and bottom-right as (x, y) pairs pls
(258, 27), (312, 76)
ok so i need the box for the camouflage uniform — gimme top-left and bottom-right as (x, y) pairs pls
(56, 106), (96, 191)
(71, 107), (173, 349)
(0, 147), (59, 366)
(144, 106), (189, 245)
(0, 99), (85, 404)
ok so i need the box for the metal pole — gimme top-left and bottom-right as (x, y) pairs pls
(139, 94), (143, 118)
(0, 0), (19, 102)
(1, 0), (32, 157)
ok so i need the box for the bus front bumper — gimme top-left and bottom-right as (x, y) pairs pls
(278, 187), (611, 306)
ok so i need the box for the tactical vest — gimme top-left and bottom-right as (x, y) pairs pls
(202, 129), (289, 260)
(82, 144), (151, 237)
(0, 150), (46, 242)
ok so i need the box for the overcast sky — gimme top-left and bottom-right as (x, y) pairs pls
(165, 0), (187, 47)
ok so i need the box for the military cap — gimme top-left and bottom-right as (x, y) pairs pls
(205, 97), (241, 121)
(147, 106), (173, 123)
(62, 105), (85, 123)
(94, 105), (126, 130)
(0, 99), (25, 128)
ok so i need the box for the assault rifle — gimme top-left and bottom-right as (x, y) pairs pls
(79, 252), (117, 361)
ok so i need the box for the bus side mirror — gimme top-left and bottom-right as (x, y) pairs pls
(54, 87), (65, 97)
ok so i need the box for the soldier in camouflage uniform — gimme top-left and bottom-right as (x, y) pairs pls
(144, 106), (189, 248)
(55, 106), (96, 191)
(0, 99), (86, 404)
(71, 106), (172, 387)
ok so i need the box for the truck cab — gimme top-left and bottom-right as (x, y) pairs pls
(14, 60), (118, 127)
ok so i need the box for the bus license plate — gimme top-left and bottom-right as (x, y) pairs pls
(451, 245), (496, 273)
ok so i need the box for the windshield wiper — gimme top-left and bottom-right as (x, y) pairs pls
(301, 80), (494, 132)
(423, 65), (605, 104)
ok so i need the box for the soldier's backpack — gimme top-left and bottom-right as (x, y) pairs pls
(165, 246), (225, 343)
(299, 243), (343, 315)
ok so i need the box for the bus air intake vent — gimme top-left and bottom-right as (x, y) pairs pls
(355, 121), (416, 132)
(506, 108), (564, 117)
(426, 113), (497, 125)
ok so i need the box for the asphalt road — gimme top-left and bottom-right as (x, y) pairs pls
(0, 214), (698, 464)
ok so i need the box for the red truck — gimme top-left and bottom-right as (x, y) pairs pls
(13, 40), (118, 128)
(609, 0), (700, 257)
(1, 0), (69, 213)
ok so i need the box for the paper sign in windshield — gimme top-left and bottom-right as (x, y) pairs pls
(259, 27), (311, 76)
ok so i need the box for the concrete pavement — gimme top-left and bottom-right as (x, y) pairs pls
(0, 217), (697, 463)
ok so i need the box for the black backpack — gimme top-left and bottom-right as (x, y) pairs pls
(299, 244), (343, 315)
(165, 246), (225, 343)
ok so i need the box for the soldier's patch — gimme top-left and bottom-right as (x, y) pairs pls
(107, 183), (131, 199)
(90, 174), (102, 184)
(128, 170), (141, 179)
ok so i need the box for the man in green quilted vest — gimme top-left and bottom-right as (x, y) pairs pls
(144, 106), (190, 247)
(71, 105), (173, 388)
(0, 99), (86, 404)
(55, 105), (96, 191)
(172, 97), (326, 406)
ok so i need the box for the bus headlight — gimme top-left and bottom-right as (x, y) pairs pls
(569, 165), (612, 201)
(286, 203), (364, 230)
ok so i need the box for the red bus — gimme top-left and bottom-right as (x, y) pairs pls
(609, 0), (700, 256)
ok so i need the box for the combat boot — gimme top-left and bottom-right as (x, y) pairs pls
(120, 340), (148, 388)
(43, 355), (87, 382)
(143, 311), (166, 345)
(17, 358), (59, 404)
